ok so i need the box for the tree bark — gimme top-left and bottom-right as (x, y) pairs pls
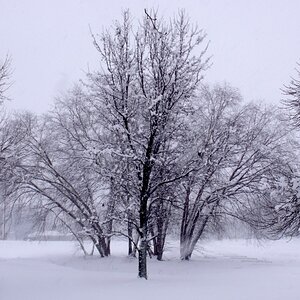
(138, 238), (147, 279)
(128, 221), (133, 256)
(138, 204), (148, 278)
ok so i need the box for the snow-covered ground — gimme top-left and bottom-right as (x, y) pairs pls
(1, 238), (300, 300)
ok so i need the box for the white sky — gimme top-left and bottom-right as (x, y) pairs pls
(1, 0), (300, 113)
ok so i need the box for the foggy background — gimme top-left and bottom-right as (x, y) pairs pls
(1, 0), (300, 113)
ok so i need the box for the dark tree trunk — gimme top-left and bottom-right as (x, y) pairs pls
(156, 203), (170, 261)
(138, 210), (148, 278)
(150, 198), (171, 261)
(138, 237), (147, 279)
(138, 205), (148, 279)
(95, 235), (110, 257)
(106, 238), (111, 256)
(153, 220), (165, 261)
(151, 231), (158, 257)
(127, 221), (134, 256)
(138, 133), (155, 279)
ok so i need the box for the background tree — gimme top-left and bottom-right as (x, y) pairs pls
(178, 84), (293, 259)
(248, 62), (300, 238)
(0, 56), (11, 102)
(14, 108), (113, 257)
(283, 64), (300, 126)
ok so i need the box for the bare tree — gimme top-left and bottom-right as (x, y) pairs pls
(0, 56), (11, 102)
(249, 64), (300, 238)
(283, 64), (300, 126)
(14, 110), (113, 257)
(0, 111), (29, 239)
(178, 84), (293, 259)
(88, 9), (209, 278)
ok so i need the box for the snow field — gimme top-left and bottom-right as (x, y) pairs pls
(0, 239), (300, 300)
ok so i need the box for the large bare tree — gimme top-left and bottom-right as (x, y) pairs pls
(88, 10), (209, 278)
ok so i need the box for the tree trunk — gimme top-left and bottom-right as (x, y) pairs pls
(155, 206), (170, 261)
(127, 221), (133, 256)
(138, 237), (148, 279)
(138, 196), (148, 279)
(180, 234), (192, 260)
(95, 235), (110, 257)
(106, 237), (111, 255)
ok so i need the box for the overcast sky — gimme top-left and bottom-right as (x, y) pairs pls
(1, 0), (300, 113)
